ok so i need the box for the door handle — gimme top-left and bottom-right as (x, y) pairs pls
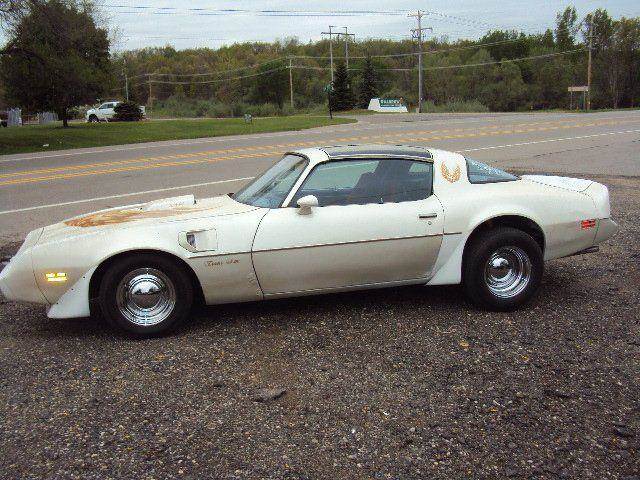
(419, 213), (438, 219)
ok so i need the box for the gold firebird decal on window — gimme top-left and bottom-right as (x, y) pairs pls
(441, 162), (461, 183)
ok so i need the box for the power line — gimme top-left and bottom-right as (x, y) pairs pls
(122, 48), (589, 91)
(127, 39), (581, 81)
(290, 37), (548, 61)
(122, 36), (229, 41)
(145, 66), (288, 85)
(423, 48), (585, 70)
(132, 58), (289, 79)
(290, 48), (587, 73)
(98, 4), (410, 16)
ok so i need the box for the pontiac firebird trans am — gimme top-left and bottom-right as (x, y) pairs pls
(0, 145), (618, 335)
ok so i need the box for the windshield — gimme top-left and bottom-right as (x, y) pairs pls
(232, 154), (308, 208)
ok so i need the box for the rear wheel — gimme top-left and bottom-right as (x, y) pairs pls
(463, 227), (543, 310)
(98, 254), (194, 335)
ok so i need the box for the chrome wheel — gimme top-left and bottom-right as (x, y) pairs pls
(116, 268), (176, 326)
(484, 246), (532, 299)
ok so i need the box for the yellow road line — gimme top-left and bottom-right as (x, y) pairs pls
(0, 150), (282, 186)
(2, 117), (635, 180)
(1, 118), (638, 187)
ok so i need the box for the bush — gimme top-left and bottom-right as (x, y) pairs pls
(422, 99), (489, 113)
(153, 96), (300, 118)
(69, 105), (92, 120)
(113, 101), (144, 121)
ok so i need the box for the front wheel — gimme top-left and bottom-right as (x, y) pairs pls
(98, 254), (194, 335)
(88, 115), (99, 123)
(463, 227), (543, 310)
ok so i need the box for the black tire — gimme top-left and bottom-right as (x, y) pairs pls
(98, 254), (194, 335)
(88, 115), (99, 123)
(463, 227), (543, 310)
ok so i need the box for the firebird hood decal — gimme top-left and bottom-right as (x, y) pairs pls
(66, 204), (212, 227)
(61, 194), (256, 228)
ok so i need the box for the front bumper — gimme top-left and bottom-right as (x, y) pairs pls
(0, 251), (48, 304)
(0, 228), (48, 304)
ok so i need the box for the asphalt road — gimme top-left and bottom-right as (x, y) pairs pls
(1, 110), (639, 243)
(1, 111), (639, 479)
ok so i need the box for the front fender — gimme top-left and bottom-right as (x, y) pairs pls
(47, 266), (97, 319)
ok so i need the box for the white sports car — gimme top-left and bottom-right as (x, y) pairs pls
(0, 145), (618, 335)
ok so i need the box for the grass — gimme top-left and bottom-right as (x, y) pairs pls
(0, 115), (356, 156)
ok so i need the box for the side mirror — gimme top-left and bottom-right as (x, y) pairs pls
(296, 195), (319, 215)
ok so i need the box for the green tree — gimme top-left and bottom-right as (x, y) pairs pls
(330, 61), (355, 111)
(584, 9), (616, 108)
(0, 0), (111, 126)
(0, 0), (24, 28)
(615, 17), (640, 107)
(113, 100), (143, 121)
(556, 6), (579, 50)
(479, 30), (530, 60)
(358, 56), (378, 108)
(481, 62), (528, 111)
(249, 60), (288, 108)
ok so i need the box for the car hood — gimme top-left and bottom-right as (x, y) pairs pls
(37, 194), (258, 244)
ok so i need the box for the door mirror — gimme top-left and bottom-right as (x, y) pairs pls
(296, 195), (318, 215)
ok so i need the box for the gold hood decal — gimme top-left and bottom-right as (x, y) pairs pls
(64, 204), (214, 228)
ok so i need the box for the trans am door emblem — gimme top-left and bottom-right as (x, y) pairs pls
(441, 163), (461, 183)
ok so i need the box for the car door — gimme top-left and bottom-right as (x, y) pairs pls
(98, 103), (115, 120)
(252, 158), (444, 296)
(104, 103), (117, 120)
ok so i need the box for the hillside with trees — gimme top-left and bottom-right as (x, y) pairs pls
(1, 3), (638, 117)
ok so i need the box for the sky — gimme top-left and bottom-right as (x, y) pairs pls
(99, 0), (639, 51)
(1, 1), (638, 49)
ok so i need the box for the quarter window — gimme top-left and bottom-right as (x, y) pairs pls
(291, 159), (433, 207)
(466, 158), (518, 183)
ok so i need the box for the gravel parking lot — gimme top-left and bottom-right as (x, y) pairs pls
(0, 172), (638, 479)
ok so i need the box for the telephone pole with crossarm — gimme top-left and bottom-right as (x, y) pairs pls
(409, 10), (432, 113)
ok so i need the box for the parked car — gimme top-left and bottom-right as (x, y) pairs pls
(0, 145), (618, 335)
(0, 111), (7, 127)
(85, 101), (146, 122)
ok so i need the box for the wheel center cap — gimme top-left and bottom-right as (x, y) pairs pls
(128, 278), (164, 309)
(489, 257), (511, 279)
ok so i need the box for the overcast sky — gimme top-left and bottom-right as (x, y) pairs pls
(1, 1), (638, 50)
(101, 0), (639, 50)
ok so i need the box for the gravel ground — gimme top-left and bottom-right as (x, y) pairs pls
(0, 174), (638, 480)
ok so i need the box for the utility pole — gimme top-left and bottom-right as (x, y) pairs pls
(289, 57), (294, 108)
(409, 10), (432, 113)
(587, 21), (593, 111)
(342, 27), (355, 70)
(321, 26), (337, 82)
(123, 59), (129, 101)
(148, 74), (153, 110)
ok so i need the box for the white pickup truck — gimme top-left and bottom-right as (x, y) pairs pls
(85, 101), (146, 122)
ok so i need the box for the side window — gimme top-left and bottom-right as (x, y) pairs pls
(466, 158), (518, 183)
(291, 159), (433, 207)
(99, 103), (112, 110)
(383, 160), (433, 202)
